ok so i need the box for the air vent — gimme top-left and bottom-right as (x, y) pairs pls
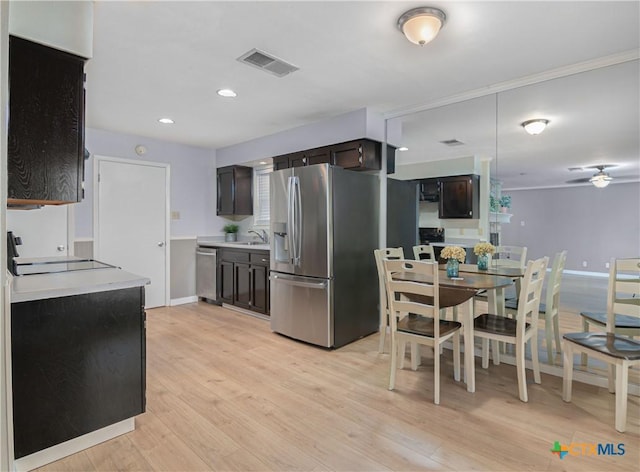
(237, 48), (299, 78)
(440, 139), (465, 146)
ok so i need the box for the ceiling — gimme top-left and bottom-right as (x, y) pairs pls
(85, 1), (640, 188)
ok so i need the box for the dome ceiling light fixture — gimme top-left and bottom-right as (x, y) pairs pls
(521, 118), (549, 135)
(397, 7), (446, 46)
(589, 166), (613, 188)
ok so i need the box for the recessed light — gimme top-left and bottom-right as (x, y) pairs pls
(398, 146), (409, 152)
(259, 161), (267, 165)
(158, 118), (174, 124)
(217, 88), (237, 98)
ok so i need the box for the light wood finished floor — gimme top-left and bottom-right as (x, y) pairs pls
(37, 301), (639, 472)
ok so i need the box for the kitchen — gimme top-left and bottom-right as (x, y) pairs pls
(1, 2), (639, 471)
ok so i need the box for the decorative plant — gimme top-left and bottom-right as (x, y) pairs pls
(499, 194), (512, 209)
(223, 223), (239, 234)
(440, 246), (466, 263)
(489, 195), (500, 212)
(473, 242), (496, 256)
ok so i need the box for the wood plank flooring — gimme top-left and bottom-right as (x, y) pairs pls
(37, 300), (639, 471)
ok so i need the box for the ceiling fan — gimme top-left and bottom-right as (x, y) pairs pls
(566, 165), (638, 188)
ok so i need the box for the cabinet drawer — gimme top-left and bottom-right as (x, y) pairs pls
(250, 252), (270, 265)
(220, 250), (249, 263)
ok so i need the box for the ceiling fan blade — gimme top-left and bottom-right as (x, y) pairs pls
(565, 177), (592, 184)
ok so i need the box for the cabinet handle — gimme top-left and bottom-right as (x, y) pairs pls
(261, 258), (268, 262)
(358, 145), (362, 155)
(302, 157), (307, 165)
(358, 156), (363, 165)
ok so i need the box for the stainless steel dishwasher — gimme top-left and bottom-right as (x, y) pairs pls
(196, 245), (219, 303)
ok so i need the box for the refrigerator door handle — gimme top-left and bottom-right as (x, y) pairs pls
(287, 176), (296, 265)
(271, 274), (327, 289)
(293, 175), (302, 267)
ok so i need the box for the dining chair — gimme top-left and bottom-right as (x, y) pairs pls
(562, 257), (640, 432)
(384, 259), (461, 404)
(492, 245), (528, 300)
(374, 248), (405, 353)
(473, 256), (549, 402)
(413, 244), (436, 262)
(505, 250), (567, 365)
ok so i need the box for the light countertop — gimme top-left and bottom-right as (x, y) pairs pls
(10, 268), (150, 303)
(197, 237), (270, 251)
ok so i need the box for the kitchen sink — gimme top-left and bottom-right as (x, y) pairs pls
(230, 241), (264, 246)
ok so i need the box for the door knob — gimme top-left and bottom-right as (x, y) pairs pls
(157, 242), (165, 247)
(57, 245), (65, 252)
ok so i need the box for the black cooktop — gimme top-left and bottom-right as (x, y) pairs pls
(14, 259), (117, 276)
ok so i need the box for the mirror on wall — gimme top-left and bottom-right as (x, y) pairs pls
(386, 59), (640, 371)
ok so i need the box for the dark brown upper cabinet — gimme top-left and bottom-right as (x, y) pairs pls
(8, 36), (86, 206)
(272, 139), (381, 172)
(438, 175), (480, 219)
(217, 165), (253, 216)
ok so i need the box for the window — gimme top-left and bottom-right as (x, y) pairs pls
(253, 165), (272, 227)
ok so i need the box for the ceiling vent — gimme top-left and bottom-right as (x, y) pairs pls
(440, 139), (465, 146)
(237, 48), (299, 78)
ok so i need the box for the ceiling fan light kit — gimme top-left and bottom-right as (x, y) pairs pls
(521, 118), (549, 135)
(397, 7), (446, 46)
(589, 166), (613, 188)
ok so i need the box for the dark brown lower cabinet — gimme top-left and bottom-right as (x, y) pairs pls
(218, 249), (270, 316)
(10, 287), (146, 459)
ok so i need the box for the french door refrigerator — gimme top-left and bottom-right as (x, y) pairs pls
(270, 164), (379, 348)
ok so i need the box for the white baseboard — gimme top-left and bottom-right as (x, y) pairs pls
(13, 418), (134, 472)
(563, 269), (608, 278)
(170, 296), (198, 306)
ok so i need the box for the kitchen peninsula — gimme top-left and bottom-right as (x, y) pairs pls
(9, 257), (149, 471)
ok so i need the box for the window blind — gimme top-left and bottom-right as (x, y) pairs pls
(253, 166), (272, 227)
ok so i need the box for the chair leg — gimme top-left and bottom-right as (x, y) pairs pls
(615, 362), (628, 433)
(482, 338), (489, 369)
(399, 340), (406, 369)
(516, 337), (528, 402)
(581, 318), (589, 366)
(452, 306), (458, 322)
(545, 316), (554, 365)
(410, 342), (420, 371)
(608, 364), (615, 394)
(562, 341), (573, 402)
(453, 332), (461, 382)
(553, 313), (562, 361)
(388, 337), (398, 391)
(434, 343), (440, 405)
(378, 324), (386, 354)
(492, 340), (501, 365)
(530, 335), (541, 384)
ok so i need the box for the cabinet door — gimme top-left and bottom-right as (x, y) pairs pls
(273, 155), (290, 171)
(289, 152), (306, 168)
(8, 36), (85, 205)
(331, 140), (380, 171)
(233, 167), (253, 215)
(250, 264), (269, 314)
(305, 146), (331, 166)
(219, 260), (235, 303)
(234, 262), (252, 309)
(217, 168), (234, 215)
(439, 175), (478, 218)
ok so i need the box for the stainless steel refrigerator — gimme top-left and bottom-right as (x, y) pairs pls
(270, 164), (379, 348)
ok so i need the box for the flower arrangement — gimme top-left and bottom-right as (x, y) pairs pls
(499, 194), (512, 209)
(474, 242), (496, 256)
(440, 246), (466, 263)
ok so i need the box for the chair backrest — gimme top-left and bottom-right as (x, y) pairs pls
(413, 245), (436, 261)
(493, 245), (527, 268)
(515, 256), (549, 334)
(606, 258), (640, 331)
(374, 248), (405, 312)
(545, 250), (568, 316)
(383, 259), (442, 337)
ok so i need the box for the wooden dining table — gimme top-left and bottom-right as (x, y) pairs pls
(394, 269), (514, 393)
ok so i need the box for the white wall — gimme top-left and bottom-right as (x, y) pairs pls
(500, 182), (640, 272)
(216, 107), (385, 166)
(79, 127), (220, 239)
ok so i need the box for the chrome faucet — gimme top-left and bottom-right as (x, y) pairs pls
(248, 229), (269, 244)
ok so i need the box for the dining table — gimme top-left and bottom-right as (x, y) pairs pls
(394, 268), (514, 393)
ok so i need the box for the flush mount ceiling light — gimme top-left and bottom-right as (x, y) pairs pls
(217, 88), (237, 98)
(158, 118), (174, 124)
(398, 146), (409, 152)
(397, 7), (446, 46)
(589, 166), (613, 188)
(521, 118), (549, 135)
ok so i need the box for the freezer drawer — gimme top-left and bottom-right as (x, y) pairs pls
(270, 272), (332, 347)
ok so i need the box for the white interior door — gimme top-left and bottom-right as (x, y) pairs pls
(6, 205), (71, 258)
(95, 156), (169, 308)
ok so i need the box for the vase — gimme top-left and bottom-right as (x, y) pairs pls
(477, 254), (489, 270)
(225, 232), (237, 242)
(446, 258), (459, 278)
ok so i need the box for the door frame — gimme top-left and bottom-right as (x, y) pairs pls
(93, 155), (171, 307)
